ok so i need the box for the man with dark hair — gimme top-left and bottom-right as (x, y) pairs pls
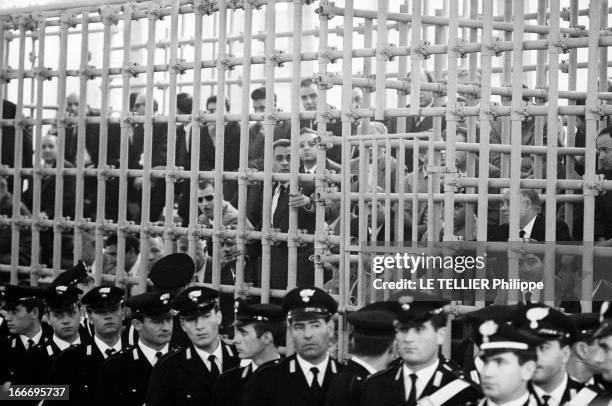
(95, 291), (175, 405)
(145, 286), (239, 406)
(593, 127), (612, 243)
(567, 313), (603, 385)
(299, 79), (347, 164)
(1, 99), (33, 196)
(325, 302), (396, 406)
(102, 234), (140, 280)
(0, 286), (47, 385)
(516, 304), (604, 404)
(361, 291), (480, 406)
(244, 287), (343, 406)
(213, 298), (284, 406)
(47, 285), (126, 406)
(590, 301), (612, 394)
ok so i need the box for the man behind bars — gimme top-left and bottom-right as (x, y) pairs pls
(145, 286), (239, 406)
(212, 298), (284, 406)
(243, 286), (343, 406)
(361, 291), (480, 406)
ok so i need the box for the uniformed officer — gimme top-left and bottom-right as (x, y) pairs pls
(590, 301), (612, 393)
(0, 285), (48, 385)
(212, 298), (284, 406)
(516, 304), (605, 405)
(325, 302), (397, 406)
(16, 284), (83, 385)
(360, 291), (480, 406)
(469, 317), (544, 406)
(95, 290), (175, 406)
(47, 285), (126, 406)
(243, 286), (344, 406)
(145, 285), (239, 406)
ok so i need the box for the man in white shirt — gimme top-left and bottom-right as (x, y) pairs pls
(213, 299), (284, 406)
(244, 286), (343, 406)
(96, 291), (175, 405)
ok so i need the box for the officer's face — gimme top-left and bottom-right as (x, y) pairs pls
(593, 335), (612, 380)
(181, 309), (221, 350)
(5, 304), (38, 335)
(396, 321), (444, 368)
(134, 315), (173, 348)
(89, 304), (125, 337)
(289, 317), (333, 362)
(532, 340), (570, 385)
(234, 323), (267, 359)
(480, 351), (535, 404)
(48, 306), (81, 341)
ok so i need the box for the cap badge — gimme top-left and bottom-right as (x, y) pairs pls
(56, 285), (68, 294)
(160, 293), (170, 305)
(234, 300), (240, 313)
(300, 289), (315, 303)
(188, 290), (202, 303)
(601, 301), (610, 323)
(398, 295), (413, 311)
(479, 320), (498, 343)
(526, 307), (549, 329)
(99, 286), (111, 298)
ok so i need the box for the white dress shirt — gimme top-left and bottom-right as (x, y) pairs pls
(403, 359), (439, 400)
(138, 341), (169, 366)
(533, 374), (568, 406)
(20, 328), (43, 349)
(304, 165), (317, 174)
(486, 391), (531, 406)
(521, 215), (537, 240)
(94, 335), (122, 358)
(351, 356), (377, 375)
(296, 354), (329, 387)
(194, 340), (224, 373)
(53, 335), (81, 351)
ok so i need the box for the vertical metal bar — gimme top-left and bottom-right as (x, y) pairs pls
(599, 0), (608, 130)
(543, 0), (561, 307)
(357, 139), (367, 305)
(74, 12), (90, 264)
(260, 0), (276, 302)
(0, 21), (5, 173)
(287, 0), (302, 290)
(362, 18), (372, 132)
(395, 4), (408, 246)
(582, 0), (602, 313)
(409, 0), (422, 117)
(508, 0), (526, 305)
(10, 19), (27, 284)
(94, 7), (117, 286)
(30, 18), (46, 286)
(235, 0), (254, 294)
(500, 0), (512, 182)
(476, 0), (494, 308)
(533, 0), (546, 180)
(374, 0), (387, 121)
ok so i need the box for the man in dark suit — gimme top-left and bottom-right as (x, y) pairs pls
(47, 286), (126, 406)
(246, 139), (320, 289)
(593, 127), (612, 243)
(361, 291), (480, 406)
(243, 287), (343, 406)
(0, 285), (48, 385)
(1, 99), (33, 196)
(212, 298), (284, 406)
(516, 304), (607, 405)
(325, 302), (396, 406)
(16, 284), (83, 386)
(95, 291), (175, 406)
(145, 286), (240, 406)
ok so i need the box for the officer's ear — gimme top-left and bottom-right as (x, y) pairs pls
(574, 341), (589, 360)
(326, 317), (335, 337)
(435, 326), (447, 346)
(560, 343), (571, 364)
(214, 308), (222, 326)
(260, 331), (274, 346)
(520, 359), (537, 381)
(132, 318), (144, 333)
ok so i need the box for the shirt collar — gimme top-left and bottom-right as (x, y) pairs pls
(53, 334), (81, 351)
(296, 353), (330, 385)
(487, 391), (531, 406)
(521, 215), (538, 239)
(351, 356), (377, 375)
(194, 339), (224, 366)
(304, 164), (317, 174)
(94, 335), (122, 358)
(533, 374), (568, 406)
(138, 340), (169, 366)
(402, 358), (439, 398)
(20, 328), (43, 348)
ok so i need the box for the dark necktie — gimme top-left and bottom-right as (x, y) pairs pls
(406, 373), (418, 406)
(155, 351), (163, 363)
(105, 348), (116, 358)
(27, 339), (35, 349)
(273, 184), (288, 227)
(519, 230), (526, 239)
(525, 291), (533, 303)
(208, 354), (220, 377)
(541, 395), (551, 406)
(310, 367), (321, 390)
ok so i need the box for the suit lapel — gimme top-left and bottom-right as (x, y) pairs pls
(221, 342), (239, 371)
(179, 345), (209, 378)
(282, 355), (317, 403)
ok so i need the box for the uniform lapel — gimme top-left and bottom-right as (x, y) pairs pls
(420, 362), (449, 398)
(321, 357), (340, 390)
(179, 345), (209, 378)
(221, 342), (239, 371)
(282, 355), (317, 403)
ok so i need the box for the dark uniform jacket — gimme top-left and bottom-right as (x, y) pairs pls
(213, 358), (282, 406)
(324, 359), (372, 406)
(46, 339), (123, 406)
(15, 336), (78, 385)
(531, 375), (611, 406)
(145, 341), (240, 406)
(0, 332), (51, 385)
(360, 358), (481, 406)
(94, 343), (177, 406)
(243, 354), (344, 406)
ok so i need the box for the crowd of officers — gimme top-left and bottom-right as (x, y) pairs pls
(2, 253), (612, 406)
